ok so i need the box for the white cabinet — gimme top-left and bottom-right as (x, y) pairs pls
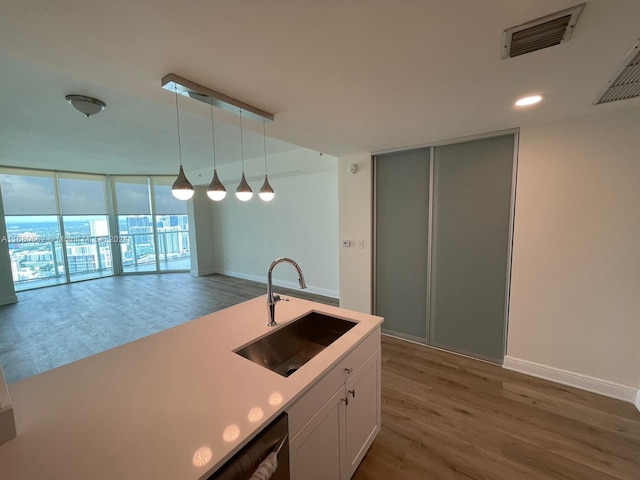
(288, 329), (381, 480)
(343, 352), (380, 479)
(289, 387), (345, 480)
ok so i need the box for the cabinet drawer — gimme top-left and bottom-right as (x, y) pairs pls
(287, 328), (380, 437)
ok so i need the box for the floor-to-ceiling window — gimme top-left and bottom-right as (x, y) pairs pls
(0, 168), (190, 291)
(113, 176), (157, 273)
(58, 173), (113, 282)
(0, 170), (64, 290)
(112, 176), (190, 273)
(152, 177), (190, 271)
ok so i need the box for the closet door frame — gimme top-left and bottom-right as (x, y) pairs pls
(372, 128), (519, 362)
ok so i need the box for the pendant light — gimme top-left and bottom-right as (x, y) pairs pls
(171, 85), (194, 200)
(235, 110), (253, 201)
(259, 119), (275, 202)
(206, 100), (226, 201)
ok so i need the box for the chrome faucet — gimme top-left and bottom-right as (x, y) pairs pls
(266, 257), (307, 326)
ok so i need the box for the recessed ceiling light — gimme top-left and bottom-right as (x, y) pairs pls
(515, 95), (543, 107)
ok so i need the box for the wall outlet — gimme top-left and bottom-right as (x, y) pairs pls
(357, 240), (364, 249)
(342, 240), (351, 247)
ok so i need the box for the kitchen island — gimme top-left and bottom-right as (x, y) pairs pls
(0, 296), (382, 479)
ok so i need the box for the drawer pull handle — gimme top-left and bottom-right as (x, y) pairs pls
(348, 389), (356, 398)
(345, 368), (353, 374)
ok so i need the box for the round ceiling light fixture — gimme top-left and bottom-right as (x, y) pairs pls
(515, 95), (543, 107)
(65, 94), (106, 117)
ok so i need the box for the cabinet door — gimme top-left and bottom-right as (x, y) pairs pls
(342, 349), (381, 480)
(289, 387), (346, 480)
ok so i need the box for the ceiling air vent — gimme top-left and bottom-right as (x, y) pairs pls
(595, 40), (640, 105)
(502, 3), (585, 59)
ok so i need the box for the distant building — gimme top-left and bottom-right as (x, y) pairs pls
(66, 245), (98, 273)
(129, 226), (153, 245)
(127, 216), (153, 245)
(90, 219), (109, 237)
(23, 250), (54, 262)
(10, 258), (18, 281)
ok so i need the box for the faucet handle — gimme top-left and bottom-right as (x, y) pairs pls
(272, 294), (289, 304)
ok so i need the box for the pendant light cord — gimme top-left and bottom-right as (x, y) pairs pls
(174, 86), (183, 167)
(210, 101), (217, 170)
(239, 109), (245, 173)
(263, 119), (268, 174)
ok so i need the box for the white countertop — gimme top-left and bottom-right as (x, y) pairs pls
(0, 296), (382, 480)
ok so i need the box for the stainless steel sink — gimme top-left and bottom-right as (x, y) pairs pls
(234, 312), (357, 377)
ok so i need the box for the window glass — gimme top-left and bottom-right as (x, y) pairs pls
(1, 170), (191, 289)
(118, 214), (157, 272)
(63, 215), (113, 281)
(153, 177), (187, 215)
(59, 174), (107, 215)
(156, 215), (190, 271)
(113, 177), (151, 215)
(4, 215), (65, 290)
(0, 171), (57, 215)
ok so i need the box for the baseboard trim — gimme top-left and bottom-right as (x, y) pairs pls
(503, 356), (638, 404)
(217, 269), (339, 299)
(190, 267), (218, 277)
(635, 390), (640, 412)
(0, 294), (17, 306)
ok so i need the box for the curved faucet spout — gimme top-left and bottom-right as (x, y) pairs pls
(266, 257), (307, 326)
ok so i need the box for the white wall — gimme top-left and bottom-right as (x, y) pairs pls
(210, 162), (339, 297)
(336, 108), (640, 400)
(338, 153), (372, 313)
(507, 108), (640, 391)
(0, 191), (17, 305)
(187, 186), (216, 276)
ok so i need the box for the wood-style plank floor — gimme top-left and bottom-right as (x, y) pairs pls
(0, 273), (337, 383)
(353, 336), (640, 480)
(3, 276), (638, 479)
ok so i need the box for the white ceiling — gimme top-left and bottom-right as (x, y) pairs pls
(0, 0), (639, 176)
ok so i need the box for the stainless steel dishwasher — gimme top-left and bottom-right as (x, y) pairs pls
(207, 412), (289, 480)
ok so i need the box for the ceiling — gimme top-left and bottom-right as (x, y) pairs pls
(0, 0), (638, 177)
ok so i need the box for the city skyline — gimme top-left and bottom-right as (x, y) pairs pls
(3, 214), (190, 290)
(1, 170), (190, 291)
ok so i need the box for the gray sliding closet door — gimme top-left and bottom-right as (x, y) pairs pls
(429, 135), (514, 362)
(375, 149), (430, 341)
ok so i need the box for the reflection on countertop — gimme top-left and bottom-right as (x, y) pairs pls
(0, 296), (382, 480)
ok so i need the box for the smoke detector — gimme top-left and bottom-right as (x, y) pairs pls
(502, 3), (585, 59)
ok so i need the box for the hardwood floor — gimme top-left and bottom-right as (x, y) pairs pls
(3, 276), (638, 479)
(353, 335), (640, 480)
(0, 273), (337, 383)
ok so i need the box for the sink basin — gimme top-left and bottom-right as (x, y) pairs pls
(235, 312), (357, 377)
